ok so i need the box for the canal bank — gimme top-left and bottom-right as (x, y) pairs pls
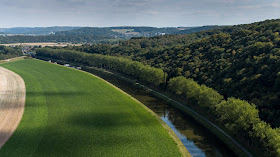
(82, 66), (243, 157)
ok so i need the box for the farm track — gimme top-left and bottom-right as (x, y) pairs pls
(0, 67), (25, 148)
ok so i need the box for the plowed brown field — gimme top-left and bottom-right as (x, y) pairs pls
(0, 67), (25, 148)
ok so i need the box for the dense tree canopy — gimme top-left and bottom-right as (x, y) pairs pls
(0, 34), (117, 44)
(65, 19), (280, 128)
(0, 45), (22, 60)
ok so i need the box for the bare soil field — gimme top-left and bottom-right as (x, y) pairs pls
(1, 43), (82, 47)
(0, 67), (25, 148)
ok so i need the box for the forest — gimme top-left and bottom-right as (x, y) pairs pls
(56, 26), (221, 37)
(0, 45), (22, 60)
(0, 26), (81, 35)
(0, 34), (116, 44)
(64, 19), (280, 128)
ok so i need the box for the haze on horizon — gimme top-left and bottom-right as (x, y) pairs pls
(0, 0), (279, 28)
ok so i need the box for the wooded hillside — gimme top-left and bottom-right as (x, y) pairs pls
(64, 19), (280, 128)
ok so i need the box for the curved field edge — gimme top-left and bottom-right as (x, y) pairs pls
(0, 67), (26, 148)
(76, 64), (190, 157)
(0, 59), (188, 157)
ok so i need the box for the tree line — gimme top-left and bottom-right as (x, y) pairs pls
(36, 48), (166, 86)
(0, 34), (117, 44)
(168, 76), (280, 157)
(0, 45), (22, 60)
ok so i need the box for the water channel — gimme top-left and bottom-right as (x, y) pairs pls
(93, 71), (237, 157)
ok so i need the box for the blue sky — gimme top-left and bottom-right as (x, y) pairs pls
(0, 0), (279, 27)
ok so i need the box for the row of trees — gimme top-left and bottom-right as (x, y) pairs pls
(36, 48), (166, 86)
(168, 76), (280, 156)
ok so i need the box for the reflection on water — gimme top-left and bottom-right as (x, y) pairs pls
(98, 74), (237, 157)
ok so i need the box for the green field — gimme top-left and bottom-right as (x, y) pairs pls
(0, 59), (183, 157)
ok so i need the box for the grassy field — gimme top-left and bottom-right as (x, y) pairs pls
(0, 59), (183, 157)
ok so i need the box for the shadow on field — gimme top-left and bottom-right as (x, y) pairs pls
(0, 131), (12, 148)
(0, 102), (25, 110)
(0, 112), (152, 156)
(26, 91), (89, 97)
(0, 91), (88, 110)
(69, 111), (154, 129)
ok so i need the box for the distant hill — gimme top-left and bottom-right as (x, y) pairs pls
(56, 27), (122, 36)
(176, 25), (223, 34)
(0, 27), (81, 35)
(0, 26), (222, 36)
(0, 25), (223, 44)
(0, 34), (116, 44)
(55, 26), (223, 38)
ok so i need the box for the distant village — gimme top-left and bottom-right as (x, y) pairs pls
(21, 46), (36, 56)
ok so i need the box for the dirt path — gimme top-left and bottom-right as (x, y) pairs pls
(0, 67), (25, 148)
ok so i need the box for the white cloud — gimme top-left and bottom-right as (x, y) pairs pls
(0, 0), (279, 27)
(239, 3), (280, 9)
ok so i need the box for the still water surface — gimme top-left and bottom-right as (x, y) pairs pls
(94, 72), (237, 157)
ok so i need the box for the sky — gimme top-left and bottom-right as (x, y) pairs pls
(0, 0), (279, 28)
